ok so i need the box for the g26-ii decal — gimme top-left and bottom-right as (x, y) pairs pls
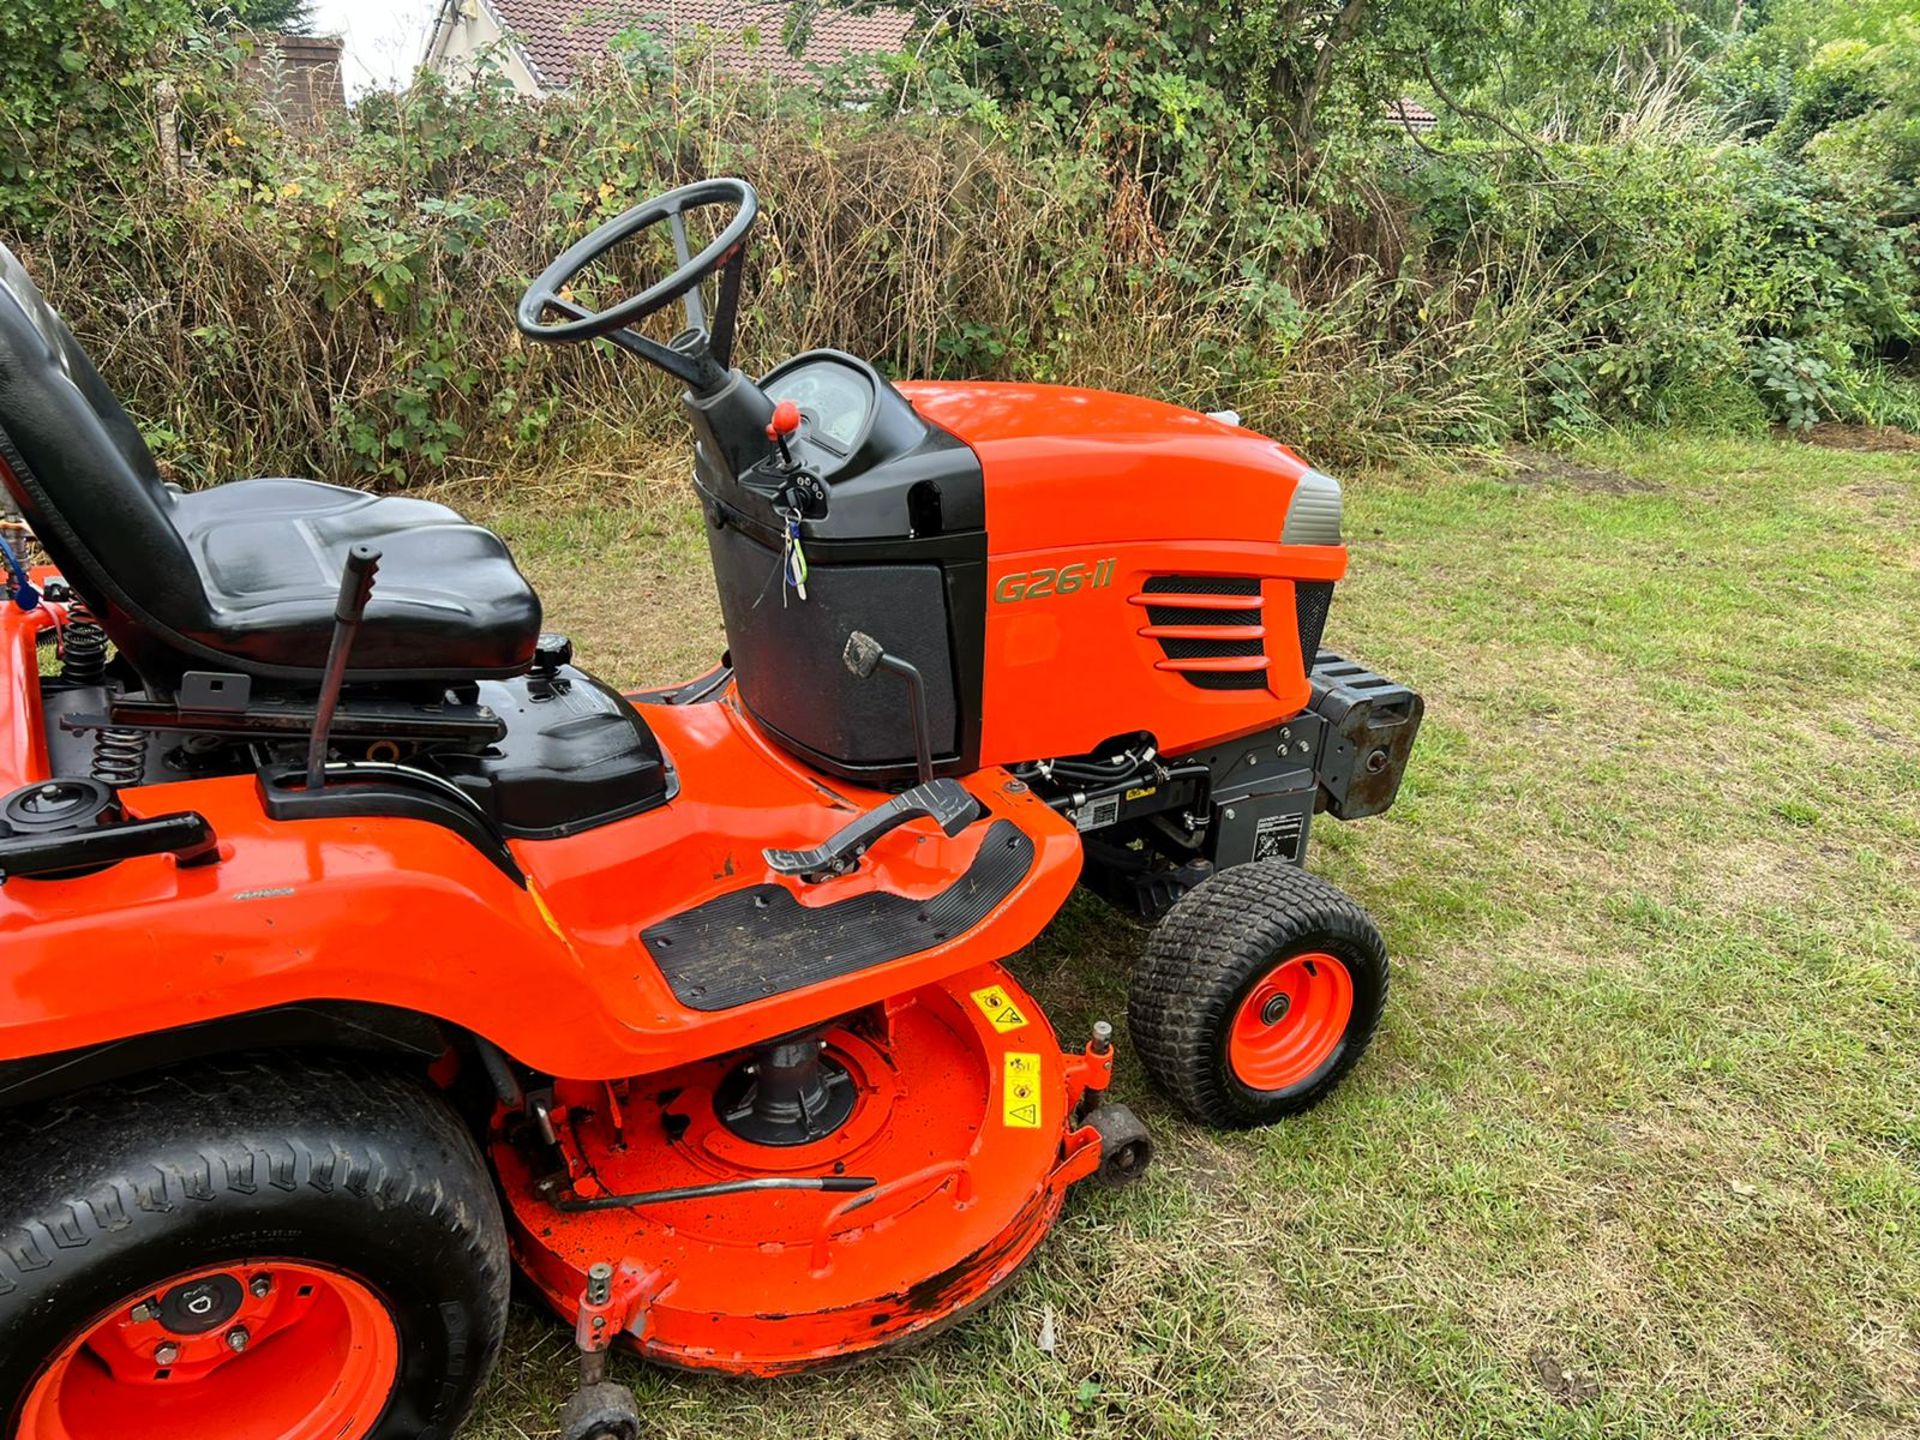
(994, 558), (1117, 604)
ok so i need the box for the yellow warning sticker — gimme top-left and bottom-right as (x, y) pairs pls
(970, 984), (1031, 1033)
(1002, 1051), (1043, 1128)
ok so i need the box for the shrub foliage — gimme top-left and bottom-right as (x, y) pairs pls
(0, 2), (1913, 485)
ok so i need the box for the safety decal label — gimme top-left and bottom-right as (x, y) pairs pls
(971, 984), (1031, 1033)
(1072, 795), (1120, 832)
(1002, 1052), (1043, 1128)
(1252, 810), (1306, 863)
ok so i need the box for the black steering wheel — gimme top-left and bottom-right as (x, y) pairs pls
(516, 177), (759, 389)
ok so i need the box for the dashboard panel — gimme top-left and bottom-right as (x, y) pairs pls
(765, 354), (876, 453)
(702, 347), (983, 545)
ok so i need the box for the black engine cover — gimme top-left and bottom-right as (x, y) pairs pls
(442, 665), (671, 838)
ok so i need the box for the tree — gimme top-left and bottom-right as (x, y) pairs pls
(890, 0), (1713, 176)
(209, 0), (316, 33)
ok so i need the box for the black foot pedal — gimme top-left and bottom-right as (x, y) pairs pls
(764, 778), (980, 882)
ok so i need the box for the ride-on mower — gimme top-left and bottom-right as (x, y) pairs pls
(0, 178), (1422, 1438)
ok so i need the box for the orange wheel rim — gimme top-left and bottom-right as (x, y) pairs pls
(17, 1259), (399, 1440)
(1227, 951), (1354, 1091)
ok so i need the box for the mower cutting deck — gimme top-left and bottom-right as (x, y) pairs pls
(0, 179), (1420, 1438)
(500, 965), (1127, 1375)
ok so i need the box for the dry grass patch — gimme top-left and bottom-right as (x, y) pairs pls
(1796, 423), (1920, 453)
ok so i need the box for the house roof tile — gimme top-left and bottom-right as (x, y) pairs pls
(1381, 98), (1439, 132)
(483, 0), (914, 88)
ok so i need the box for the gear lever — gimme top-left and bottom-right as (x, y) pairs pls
(842, 630), (934, 786)
(765, 398), (801, 468)
(304, 544), (381, 792)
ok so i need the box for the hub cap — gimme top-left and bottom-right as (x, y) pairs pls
(1228, 951), (1354, 1091)
(18, 1260), (399, 1440)
(714, 1036), (859, 1146)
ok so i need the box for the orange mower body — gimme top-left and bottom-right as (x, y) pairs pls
(0, 182), (1422, 1438)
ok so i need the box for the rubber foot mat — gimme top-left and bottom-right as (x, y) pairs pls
(642, 819), (1034, 1011)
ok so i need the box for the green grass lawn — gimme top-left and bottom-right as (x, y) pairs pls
(456, 431), (1920, 1439)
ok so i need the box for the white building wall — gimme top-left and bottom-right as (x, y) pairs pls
(425, 0), (545, 96)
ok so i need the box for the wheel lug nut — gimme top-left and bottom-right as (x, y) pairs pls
(250, 1274), (272, 1299)
(129, 1302), (157, 1324)
(225, 1326), (249, 1353)
(154, 1342), (181, 1366)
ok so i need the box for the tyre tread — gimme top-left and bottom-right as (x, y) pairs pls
(0, 1056), (509, 1432)
(1128, 862), (1388, 1128)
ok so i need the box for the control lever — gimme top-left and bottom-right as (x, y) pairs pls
(766, 397), (800, 467)
(762, 631), (979, 881)
(0, 811), (219, 882)
(304, 544), (381, 792)
(841, 630), (935, 786)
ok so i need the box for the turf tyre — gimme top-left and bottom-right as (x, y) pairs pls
(0, 1057), (511, 1438)
(1128, 862), (1388, 1129)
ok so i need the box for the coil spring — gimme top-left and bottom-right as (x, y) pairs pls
(58, 598), (143, 785)
(90, 727), (150, 788)
(61, 600), (109, 685)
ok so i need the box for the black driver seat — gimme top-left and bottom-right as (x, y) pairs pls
(0, 243), (540, 691)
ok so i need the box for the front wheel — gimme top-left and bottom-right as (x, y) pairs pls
(1128, 862), (1389, 1129)
(0, 1058), (511, 1439)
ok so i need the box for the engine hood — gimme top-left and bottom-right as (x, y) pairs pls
(897, 381), (1336, 552)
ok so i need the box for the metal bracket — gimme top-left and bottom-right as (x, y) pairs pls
(63, 696), (505, 744)
(177, 671), (253, 713)
(573, 1261), (658, 1361)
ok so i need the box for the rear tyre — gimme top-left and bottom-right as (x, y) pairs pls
(0, 1058), (510, 1440)
(1128, 862), (1388, 1129)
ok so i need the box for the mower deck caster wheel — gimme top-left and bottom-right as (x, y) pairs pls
(558, 1380), (641, 1440)
(1084, 1102), (1153, 1186)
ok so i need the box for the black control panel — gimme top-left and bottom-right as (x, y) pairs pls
(681, 350), (990, 785)
(686, 349), (984, 545)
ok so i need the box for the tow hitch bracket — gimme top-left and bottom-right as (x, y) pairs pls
(1309, 650), (1425, 820)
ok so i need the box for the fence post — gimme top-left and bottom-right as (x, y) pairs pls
(155, 78), (182, 187)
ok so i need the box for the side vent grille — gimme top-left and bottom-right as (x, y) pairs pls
(1131, 575), (1268, 691)
(1295, 580), (1334, 677)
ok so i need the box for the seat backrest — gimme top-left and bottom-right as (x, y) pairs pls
(0, 244), (214, 685)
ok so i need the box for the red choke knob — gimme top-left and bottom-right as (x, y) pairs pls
(767, 400), (801, 441)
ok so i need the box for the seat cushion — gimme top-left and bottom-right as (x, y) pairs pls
(170, 478), (541, 678)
